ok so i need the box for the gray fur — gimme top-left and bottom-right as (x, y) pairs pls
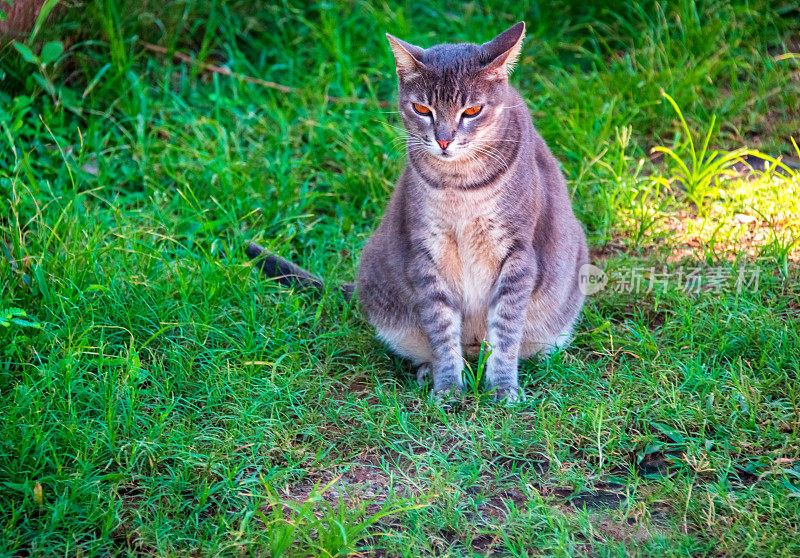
(357, 22), (589, 401)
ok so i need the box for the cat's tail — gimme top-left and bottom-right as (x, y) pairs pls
(246, 242), (355, 301)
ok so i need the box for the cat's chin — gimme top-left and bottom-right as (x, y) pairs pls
(427, 150), (470, 164)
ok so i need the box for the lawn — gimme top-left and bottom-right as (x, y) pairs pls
(1, 1), (799, 556)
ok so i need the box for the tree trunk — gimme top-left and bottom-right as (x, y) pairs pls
(0, 0), (47, 38)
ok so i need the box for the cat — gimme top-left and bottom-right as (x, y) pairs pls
(249, 22), (588, 402)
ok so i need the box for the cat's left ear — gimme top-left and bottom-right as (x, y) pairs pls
(480, 22), (526, 81)
(386, 34), (426, 80)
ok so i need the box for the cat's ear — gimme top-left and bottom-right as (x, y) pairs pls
(480, 22), (526, 81)
(386, 34), (426, 80)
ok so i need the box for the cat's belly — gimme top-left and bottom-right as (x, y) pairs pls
(461, 311), (488, 356)
(451, 250), (496, 354)
(458, 259), (496, 355)
(428, 218), (505, 354)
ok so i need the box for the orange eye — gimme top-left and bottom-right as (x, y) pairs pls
(412, 103), (431, 115)
(463, 105), (483, 117)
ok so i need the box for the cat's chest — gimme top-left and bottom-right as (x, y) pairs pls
(427, 213), (509, 310)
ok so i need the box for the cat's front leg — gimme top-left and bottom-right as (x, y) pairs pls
(485, 242), (536, 401)
(408, 251), (464, 397)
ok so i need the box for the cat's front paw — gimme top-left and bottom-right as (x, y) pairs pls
(490, 385), (525, 404)
(416, 363), (432, 387)
(430, 384), (464, 407)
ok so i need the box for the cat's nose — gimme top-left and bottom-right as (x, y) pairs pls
(436, 139), (452, 150)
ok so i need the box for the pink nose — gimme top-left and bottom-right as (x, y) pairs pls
(437, 139), (452, 150)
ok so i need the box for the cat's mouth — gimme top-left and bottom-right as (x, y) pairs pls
(431, 148), (478, 165)
(421, 140), (477, 164)
(431, 151), (459, 163)
(426, 143), (462, 162)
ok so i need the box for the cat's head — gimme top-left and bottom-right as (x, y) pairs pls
(387, 22), (525, 163)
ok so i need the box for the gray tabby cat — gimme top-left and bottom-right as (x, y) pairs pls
(356, 22), (588, 401)
(248, 22), (588, 402)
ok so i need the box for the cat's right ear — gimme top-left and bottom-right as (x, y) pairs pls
(386, 34), (426, 80)
(480, 22), (526, 81)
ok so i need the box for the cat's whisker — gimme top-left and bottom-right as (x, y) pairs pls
(388, 134), (427, 155)
(384, 123), (416, 135)
(403, 139), (425, 150)
(484, 144), (512, 166)
(391, 144), (425, 157)
(389, 133), (427, 148)
(470, 145), (509, 170)
(401, 132), (429, 144)
(464, 150), (482, 169)
(472, 138), (532, 143)
(382, 122), (434, 148)
(471, 140), (515, 158)
(469, 146), (496, 165)
(478, 150), (509, 171)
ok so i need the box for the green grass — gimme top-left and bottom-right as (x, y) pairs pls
(1, 0), (799, 555)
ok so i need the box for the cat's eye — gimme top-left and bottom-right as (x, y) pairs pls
(463, 105), (483, 117)
(412, 103), (431, 115)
